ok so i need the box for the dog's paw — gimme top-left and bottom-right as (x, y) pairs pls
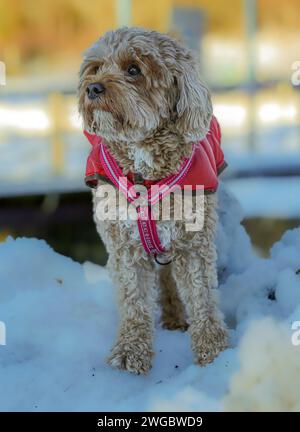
(162, 319), (188, 332)
(107, 341), (153, 375)
(190, 318), (228, 366)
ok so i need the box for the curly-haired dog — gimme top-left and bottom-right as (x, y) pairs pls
(78, 27), (228, 374)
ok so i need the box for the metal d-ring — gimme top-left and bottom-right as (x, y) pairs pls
(154, 253), (172, 266)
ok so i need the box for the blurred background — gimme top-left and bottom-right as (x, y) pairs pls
(0, 0), (300, 264)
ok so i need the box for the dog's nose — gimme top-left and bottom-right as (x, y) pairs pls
(86, 83), (105, 100)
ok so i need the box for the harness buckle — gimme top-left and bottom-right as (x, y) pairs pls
(154, 253), (172, 266)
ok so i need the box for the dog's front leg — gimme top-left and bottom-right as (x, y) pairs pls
(107, 251), (156, 374)
(172, 245), (228, 366)
(172, 195), (228, 365)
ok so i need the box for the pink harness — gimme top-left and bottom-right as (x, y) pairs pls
(99, 141), (196, 255)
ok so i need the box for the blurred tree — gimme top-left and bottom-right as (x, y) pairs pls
(0, 0), (115, 72)
(132, 0), (172, 31)
(0, 0), (300, 74)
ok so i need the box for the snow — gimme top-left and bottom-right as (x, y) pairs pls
(223, 318), (300, 412)
(226, 176), (300, 218)
(0, 184), (300, 412)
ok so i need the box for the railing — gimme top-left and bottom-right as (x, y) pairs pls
(0, 83), (300, 197)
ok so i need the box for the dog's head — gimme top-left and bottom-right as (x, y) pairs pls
(78, 27), (212, 143)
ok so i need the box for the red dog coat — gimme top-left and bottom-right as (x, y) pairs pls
(84, 115), (227, 255)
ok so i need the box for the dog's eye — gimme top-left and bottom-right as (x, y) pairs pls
(127, 64), (141, 76)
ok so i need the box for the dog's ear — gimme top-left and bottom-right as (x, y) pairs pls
(173, 53), (213, 141)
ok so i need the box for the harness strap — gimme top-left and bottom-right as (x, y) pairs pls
(99, 142), (196, 255)
(99, 143), (165, 254)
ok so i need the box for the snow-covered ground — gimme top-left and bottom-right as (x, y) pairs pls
(0, 185), (300, 412)
(226, 176), (300, 218)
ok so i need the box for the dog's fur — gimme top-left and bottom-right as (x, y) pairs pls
(78, 27), (228, 374)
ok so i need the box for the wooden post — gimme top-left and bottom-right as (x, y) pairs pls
(48, 92), (64, 175)
(116, 0), (132, 27)
(243, 0), (257, 151)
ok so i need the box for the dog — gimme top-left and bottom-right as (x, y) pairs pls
(78, 27), (228, 374)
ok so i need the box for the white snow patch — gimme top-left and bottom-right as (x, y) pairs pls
(223, 318), (300, 412)
(0, 184), (299, 411)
